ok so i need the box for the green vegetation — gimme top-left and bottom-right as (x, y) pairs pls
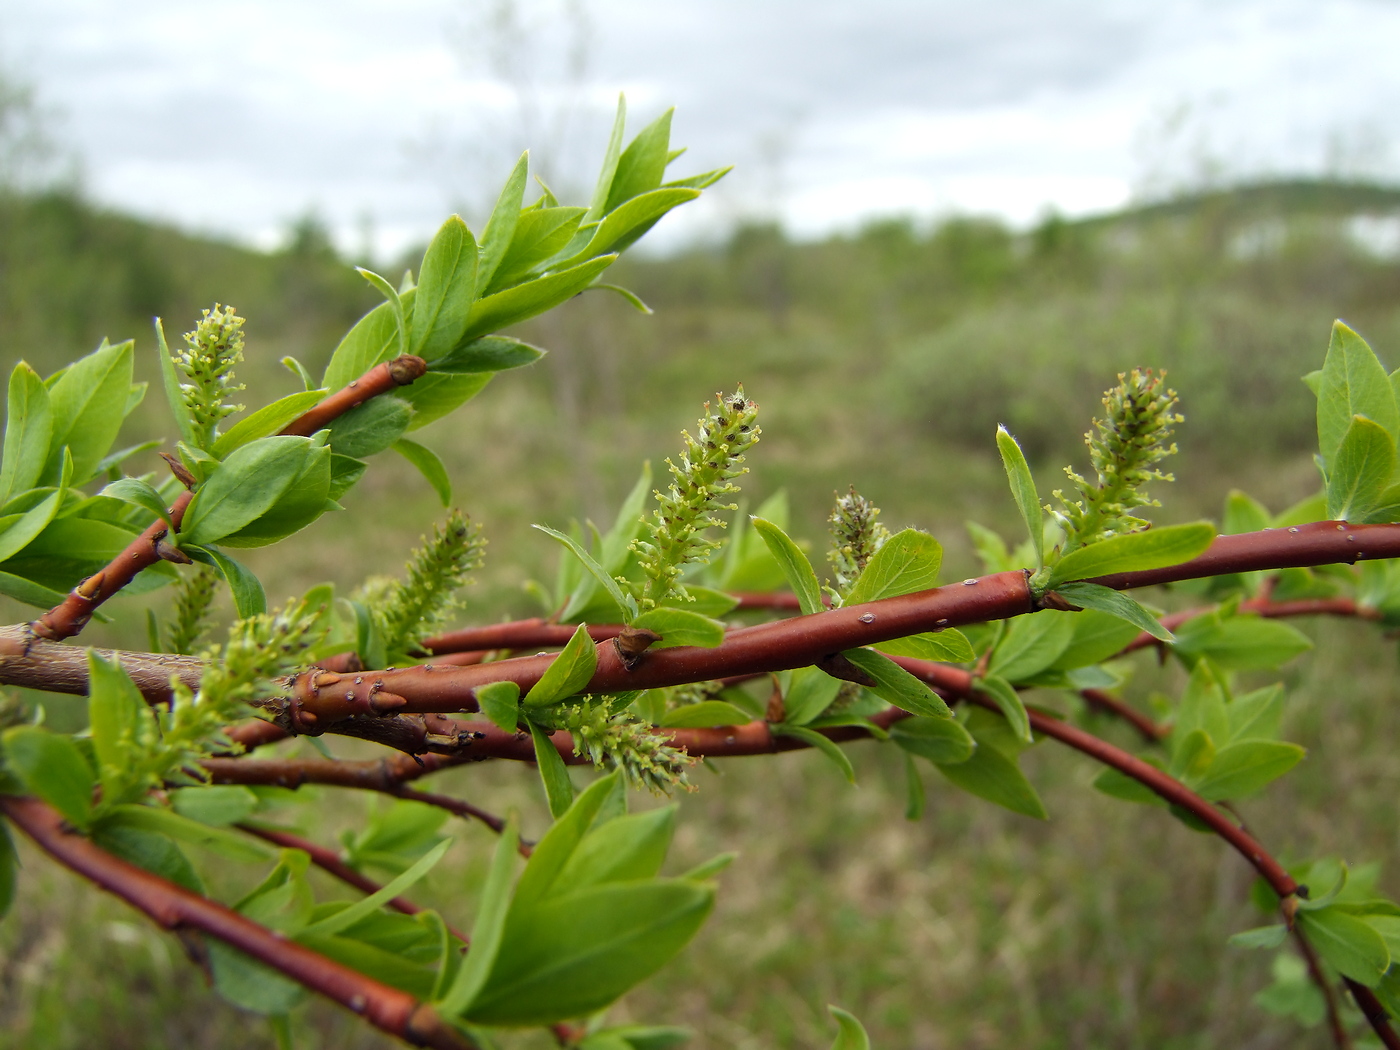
(2, 169), (1400, 1049)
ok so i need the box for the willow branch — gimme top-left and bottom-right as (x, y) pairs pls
(0, 795), (473, 1050)
(1295, 929), (1355, 1050)
(1079, 687), (1166, 742)
(28, 353), (427, 644)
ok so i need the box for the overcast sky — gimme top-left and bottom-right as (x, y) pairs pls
(2, 0), (1399, 258)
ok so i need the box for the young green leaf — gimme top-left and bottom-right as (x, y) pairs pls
(1326, 414), (1396, 520)
(630, 607), (726, 648)
(0, 484), (66, 565)
(100, 477), (174, 533)
(1227, 925), (1290, 950)
(86, 651), (148, 805)
(583, 94), (628, 227)
(483, 207), (589, 294)
(437, 817), (520, 1016)
(513, 773), (620, 910)
(0, 820), (16, 921)
(391, 438), (452, 507)
(460, 255), (617, 343)
(997, 425), (1044, 568)
(1050, 581), (1173, 641)
(827, 1006), (871, 1050)
(1299, 907), (1390, 987)
(2, 726), (96, 829)
(210, 390), (326, 458)
(775, 725), (856, 783)
(411, 215), (479, 363)
(529, 720), (576, 819)
(357, 267), (408, 357)
(840, 648), (952, 718)
(424, 335), (545, 375)
(778, 666), (843, 726)
(155, 320), (199, 447)
(1045, 522), (1216, 587)
(524, 624), (599, 706)
(477, 681), (522, 734)
(98, 805), (271, 862)
(903, 751), (926, 820)
(658, 701), (752, 728)
(933, 734), (1047, 820)
(557, 806), (676, 891)
(873, 629), (977, 663)
(890, 715), (977, 764)
(843, 528), (942, 606)
(181, 436), (318, 547)
(169, 785), (259, 826)
(1171, 614), (1312, 670)
(535, 524), (638, 622)
(751, 516), (823, 615)
(184, 544), (266, 618)
(300, 839), (452, 937)
(0, 362), (52, 506)
(43, 339), (134, 486)
(1317, 320), (1399, 466)
(976, 672), (1032, 743)
(1191, 740), (1305, 801)
(988, 611), (1076, 683)
(462, 879), (714, 1026)
(605, 108), (674, 212)
(478, 152), (529, 289)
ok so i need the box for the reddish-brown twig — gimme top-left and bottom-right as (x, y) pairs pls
(0, 796), (473, 1050)
(278, 355), (426, 437)
(1295, 930), (1355, 1050)
(1079, 687), (1167, 742)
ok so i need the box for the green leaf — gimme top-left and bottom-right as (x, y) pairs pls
(460, 255), (617, 343)
(976, 672), (1031, 743)
(776, 725), (857, 783)
(513, 773), (619, 910)
(435, 816), (521, 1015)
(326, 395), (414, 459)
(86, 651), (148, 805)
(464, 880), (714, 1026)
(1223, 490), (1271, 535)
(211, 442), (332, 550)
(658, 701), (752, 728)
(181, 436), (317, 547)
(844, 528), (942, 606)
(168, 785), (259, 826)
(301, 839), (451, 937)
(184, 544), (266, 618)
(1170, 729), (1217, 782)
(1226, 684), (1285, 744)
(1092, 765), (1167, 806)
(98, 804), (271, 862)
(483, 207), (589, 294)
(989, 611), (1076, 683)
(1171, 614), (1312, 670)
(827, 1006), (871, 1050)
(1192, 740), (1305, 800)
(1228, 924), (1289, 949)
(210, 390), (326, 458)
(357, 267), (408, 357)
(751, 516), (823, 615)
(389, 438), (452, 508)
(630, 607), (725, 648)
(1045, 522), (1216, 586)
(92, 821), (203, 893)
(535, 524), (638, 622)
(934, 734), (1047, 819)
(873, 629), (976, 663)
(890, 715), (976, 764)
(1051, 581), (1173, 641)
(43, 340), (134, 486)
(778, 666), (843, 726)
(425, 335), (545, 375)
(1327, 414), (1396, 520)
(0, 820), (16, 920)
(478, 152), (529, 289)
(0, 362), (52, 506)
(0, 485), (65, 565)
(524, 623), (599, 706)
(529, 720), (575, 819)
(100, 477), (173, 532)
(154, 319), (198, 448)
(903, 751), (926, 820)
(1317, 320), (1399, 467)
(411, 215), (479, 362)
(556, 188), (700, 268)
(996, 425), (1043, 568)
(477, 681), (521, 734)
(2, 726), (95, 829)
(281, 355), (317, 391)
(328, 453), (366, 501)
(0, 571), (66, 610)
(583, 94), (628, 228)
(1049, 609), (1143, 670)
(840, 647), (952, 718)
(605, 108), (673, 212)
(557, 806), (675, 891)
(1300, 907), (1391, 986)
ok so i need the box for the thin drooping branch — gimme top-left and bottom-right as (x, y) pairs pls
(1345, 979), (1400, 1050)
(1295, 928), (1355, 1050)
(1079, 687), (1166, 742)
(28, 353), (428, 644)
(0, 796), (473, 1050)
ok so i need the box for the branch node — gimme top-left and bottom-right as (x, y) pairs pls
(614, 626), (662, 670)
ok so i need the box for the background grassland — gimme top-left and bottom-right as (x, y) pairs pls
(3, 179), (1400, 1047)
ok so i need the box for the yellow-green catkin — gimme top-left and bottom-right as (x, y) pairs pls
(826, 487), (890, 601)
(177, 304), (247, 447)
(1053, 369), (1182, 555)
(632, 388), (760, 610)
(375, 510), (486, 663)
